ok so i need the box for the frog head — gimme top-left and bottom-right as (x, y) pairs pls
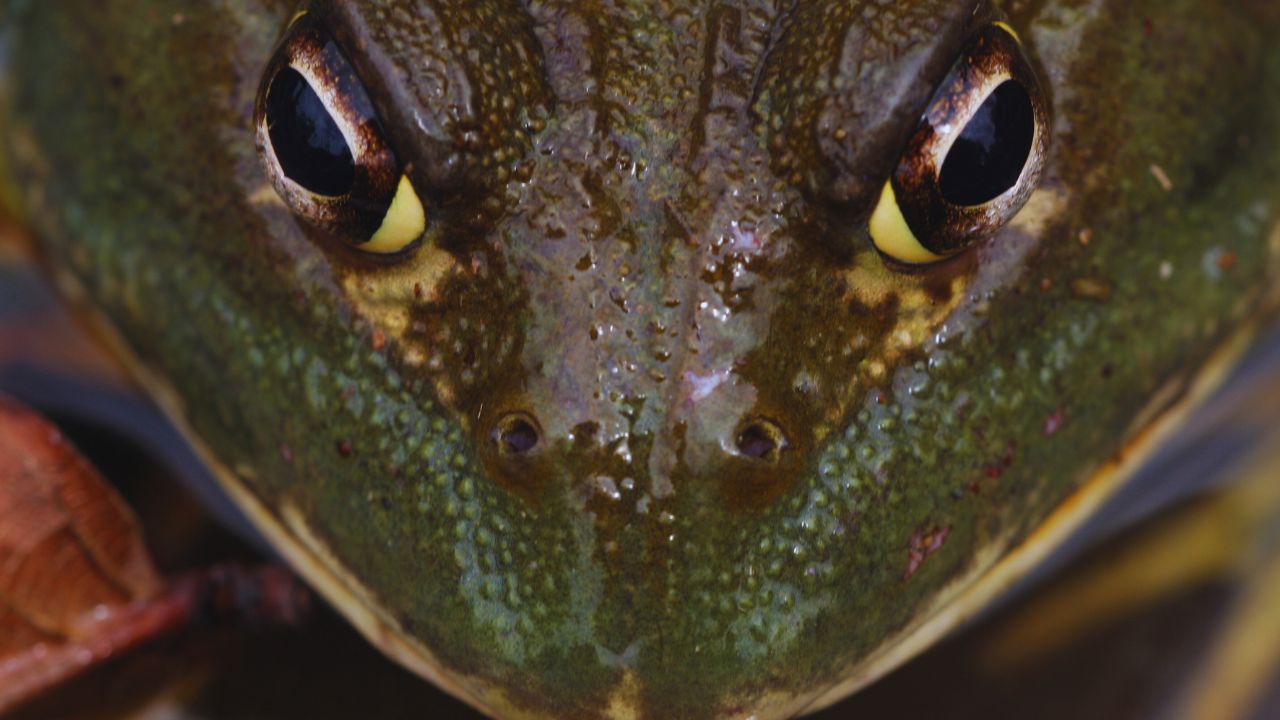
(4, 0), (1280, 717)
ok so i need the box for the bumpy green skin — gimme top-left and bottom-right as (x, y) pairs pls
(3, 1), (1280, 717)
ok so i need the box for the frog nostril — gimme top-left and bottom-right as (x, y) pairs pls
(735, 419), (788, 463)
(492, 413), (541, 456)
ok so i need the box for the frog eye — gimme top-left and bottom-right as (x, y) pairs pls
(870, 22), (1050, 265)
(255, 14), (425, 255)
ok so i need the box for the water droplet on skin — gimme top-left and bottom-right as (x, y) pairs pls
(594, 476), (622, 502)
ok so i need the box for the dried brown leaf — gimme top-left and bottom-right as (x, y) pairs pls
(0, 396), (163, 711)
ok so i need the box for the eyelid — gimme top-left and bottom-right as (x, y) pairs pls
(256, 12), (427, 255)
(868, 21), (1050, 265)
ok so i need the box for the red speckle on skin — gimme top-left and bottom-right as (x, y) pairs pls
(976, 441), (1016, 487)
(1044, 407), (1066, 437)
(1002, 441), (1017, 468)
(903, 526), (952, 581)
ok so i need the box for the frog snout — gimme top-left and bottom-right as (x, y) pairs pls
(477, 400), (804, 511)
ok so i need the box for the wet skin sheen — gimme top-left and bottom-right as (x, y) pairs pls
(3, 1), (1280, 718)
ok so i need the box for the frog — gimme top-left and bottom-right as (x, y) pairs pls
(0, 0), (1278, 718)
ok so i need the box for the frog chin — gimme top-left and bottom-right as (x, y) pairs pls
(42, 273), (1280, 718)
(260, 331), (1242, 720)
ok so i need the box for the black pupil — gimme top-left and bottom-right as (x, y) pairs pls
(938, 80), (1035, 206)
(266, 67), (355, 197)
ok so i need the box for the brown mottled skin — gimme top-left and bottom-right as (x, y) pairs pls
(1, 1), (1279, 718)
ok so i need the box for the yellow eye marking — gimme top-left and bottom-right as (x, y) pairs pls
(869, 181), (943, 265)
(287, 10), (308, 28)
(363, 175), (427, 254)
(993, 21), (1021, 44)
